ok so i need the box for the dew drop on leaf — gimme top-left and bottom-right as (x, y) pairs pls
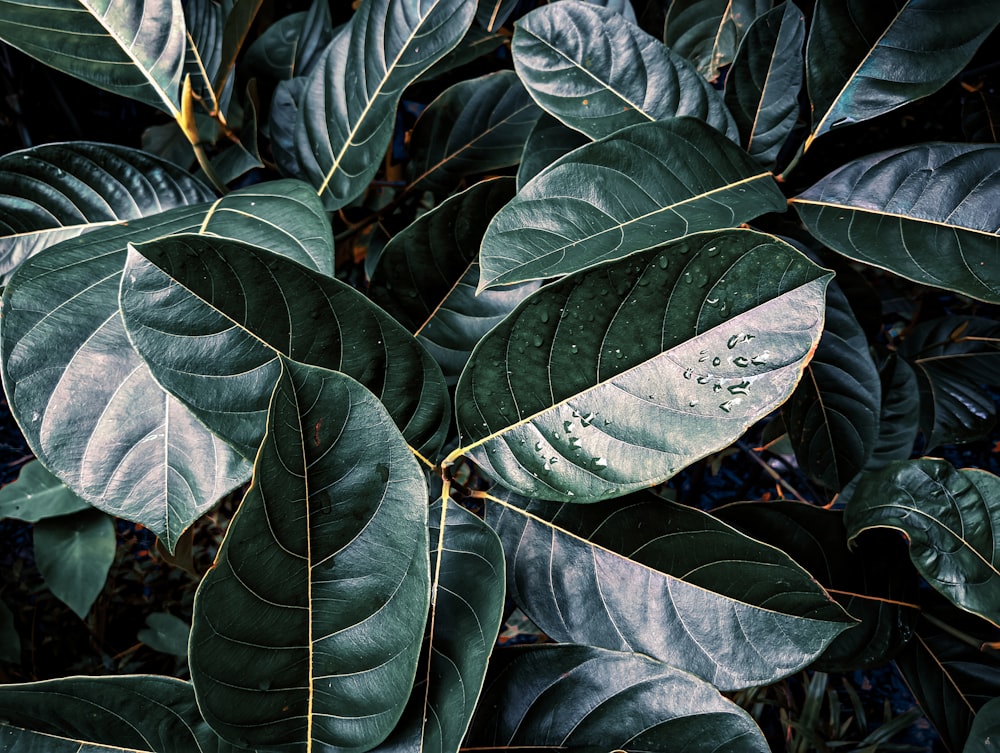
(733, 356), (750, 367)
(532, 334), (543, 347)
(593, 456), (608, 468)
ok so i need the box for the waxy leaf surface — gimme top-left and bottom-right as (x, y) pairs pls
(512, 1), (737, 141)
(665, 0), (771, 81)
(0, 461), (90, 523)
(34, 509), (116, 619)
(792, 143), (1000, 303)
(189, 360), (429, 752)
(459, 230), (830, 502)
(516, 113), (590, 188)
(479, 117), (786, 289)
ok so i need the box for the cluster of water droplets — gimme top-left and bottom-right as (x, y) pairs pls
(680, 331), (772, 414)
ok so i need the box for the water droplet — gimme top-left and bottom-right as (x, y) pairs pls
(614, 348), (623, 359)
(706, 297), (719, 305)
(713, 383), (722, 393)
(705, 245), (719, 257)
(571, 410), (581, 418)
(566, 490), (575, 497)
(683, 271), (693, 284)
(569, 436), (582, 449)
(727, 334), (740, 349)
(250, 201), (256, 207)
(534, 442), (543, 451)
(683, 368), (693, 379)
(580, 412), (595, 426)
(688, 400), (699, 407)
(719, 400), (735, 413)
(728, 381), (750, 395)
(751, 352), (770, 366)
(593, 456), (608, 468)
(657, 255), (669, 269)
(563, 420), (574, 433)
(532, 334), (543, 347)
(733, 356), (750, 367)
(712, 357), (721, 367)
(698, 350), (709, 363)
(697, 375), (710, 385)
(540, 310), (549, 323)
(570, 343), (578, 354)
(603, 418), (612, 426)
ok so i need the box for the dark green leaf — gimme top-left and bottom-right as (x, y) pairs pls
(407, 71), (542, 195)
(516, 112), (590, 188)
(209, 82), (265, 186)
(269, 77), (309, 179)
(0, 461), (90, 523)
(292, 0), (475, 209)
(847, 458), (1000, 627)
(416, 25), (506, 84)
(34, 509), (115, 620)
(138, 613), (191, 657)
(189, 360), (429, 751)
(458, 229), (830, 501)
(243, 11), (307, 79)
(0, 142), (215, 283)
(665, 0), (772, 81)
(966, 697), (1000, 753)
(723, 1), (805, 167)
(0, 602), (19, 664)
(183, 0), (226, 115)
(217, 0), (265, 93)
(869, 353), (920, 469)
(792, 143), (1000, 303)
(479, 117), (786, 288)
(512, 1), (737, 140)
(805, 0), (1000, 145)
(476, 0), (520, 30)
(120, 234), (450, 460)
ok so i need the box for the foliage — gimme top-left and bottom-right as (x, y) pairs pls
(0, 0), (999, 751)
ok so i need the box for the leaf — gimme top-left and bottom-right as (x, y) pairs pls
(966, 697), (1000, 753)
(416, 25), (506, 84)
(0, 602), (19, 664)
(369, 178), (540, 385)
(783, 280), (881, 490)
(805, 0), (1000, 146)
(0, 461), (91, 523)
(665, 0), (772, 82)
(723, 1), (806, 167)
(209, 81), (265, 186)
(33, 509), (116, 620)
(898, 317), (1000, 448)
(189, 360), (429, 751)
(511, 1), (737, 141)
(120, 234), (450, 460)
(458, 230), (830, 502)
(476, 0), (520, 30)
(467, 645), (770, 749)
(869, 353), (920, 469)
(516, 112), (590, 189)
(407, 71), (542, 195)
(0, 180), (330, 550)
(0, 0), (187, 117)
(0, 142), (216, 283)
(183, 0), (226, 116)
(0, 675), (219, 753)
(138, 613), (191, 657)
(485, 490), (853, 689)
(293, 0), (475, 209)
(479, 117), (786, 289)
(846, 458), (1000, 627)
(216, 0), (265, 93)
(791, 142), (1000, 304)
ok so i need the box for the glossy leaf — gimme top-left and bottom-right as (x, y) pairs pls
(34, 509), (116, 619)
(847, 458), (1000, 627)
(869, 354), (920, 469)
(189, 360), (429, 751)
(783, 281), (881, 490)
(120, 234), (450, 460)
(407, 71), (542, 195)
(416, 25), (505, 84)
(479, 117), (786, 289)
(459, 230), (830, 502)
(467, 645), (769, 749)
(805, 0), (1000, 146)
(723, 1), (806, 167)
(0, 461), (90, 523)
(293, 0), (475, 209)
(476, 0), (520, 30)
(0, 142), (215, 283)
(792, 143), (1000, 303)
(665, 0), (772, 81)
(217, 0), (265, 93)
(966, 697), (1000, 753)
(516, 112), (590, 188)
(138, 612), (190, 657)
(512, 1), (737, 141)
(183, 0), (226, 115)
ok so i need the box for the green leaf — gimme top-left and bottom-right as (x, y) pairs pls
(479, 117), (786, 289)
(869, 353), (920, 469)
(0, 602), (19, 664)
(292, 0), (475, 209)
(966, 697), (1000, 753)
(0, 461), (91, 523)
(846, 458), (1000, 627)
(665, 0), (772, 82)
(120, 234), (450, 460)
(216, 0), (265, 93)
(416, 25), (506, 84)
(805, 0), (1000, 146)
(407, 71), (542, 195)
(138, 612), (190, 657)
(723, 1), (806, 167)
(792, 143), (1000, 304)
(512, 1), (737, 141)
(458, 229), (830, 502)
(476, 0), (520, 31)
(485, 491), (853, 689)
(516, 112), (590, 188)
(0, 142), (215, 283)
(783, 281), (881, 490)
(0, 675), (219, 753)
(189, 360), (429, 751)
(33, 509), (116, 620)
(0, 0), (187, 117)
(183, 0), (226, 116)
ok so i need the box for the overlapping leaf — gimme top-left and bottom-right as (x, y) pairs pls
(465, 645), (769, 750)
(34, 509), (116, 620)
(292, 0), (475, 209)
(0, 142), (215, 283)
(0, 461), (90, 523)
(458, 230), (830, 502)
(868, 354), (920, 469)
(792, 143), (1000, 303)
(805, 0), (1000, 145)
(665, 0), (772, 81)
(183, 0), (226, 115)
(217, 0), (266, 93)
(189, 360), (429, 752)
(243, 0), (333, 81)
(516, 113), (590, 188)
(512, 1), (737, 141)
(121, 234), (450, 460)
(479, 117), (786, 289)
(476, 0), (520, 31)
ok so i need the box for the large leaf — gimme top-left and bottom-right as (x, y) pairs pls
(792, 143), (1000, 304)
(511, 1), (737, 141)
(120, 234), (450, 460)
(292, 0), (475, 209)
(33, 509), (116, 620)
(868, 353), (920, 469)
(846, 458), (1000, 627)
(516, 113), (590, 188)
(216, 0), (266, 93)
(967, 697), (1000, 753)
(665, 0), (772, 81)
(485, 491), (854, 689)
(0, 0), (186, 117)
(723, 1), (806, 168)
(805, 0), (1000, 146)
(189, 360), (429, 751)
(466, 645), (770, 749)
(0, 142), (215, 283)
(783, 281), (881, 490)
(0, 180), (331, 550)
(406, 71), (542, 195)
(457, 229), (830, 502)
(183, 0), (226, 116)
(479, 117), (786, 289)
(0, 461), (90, 523)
